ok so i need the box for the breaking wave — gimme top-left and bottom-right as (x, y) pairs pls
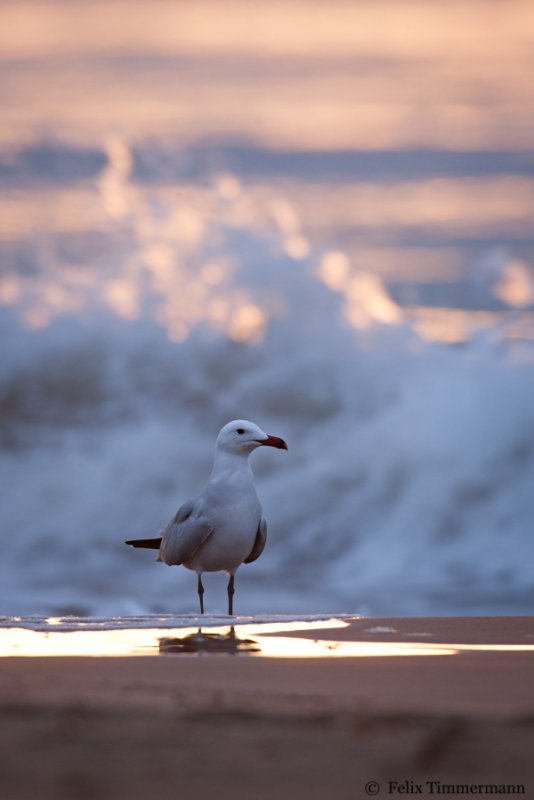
(1, 149), (534, 617)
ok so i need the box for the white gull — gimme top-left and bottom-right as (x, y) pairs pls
(125, 420), (288, 615)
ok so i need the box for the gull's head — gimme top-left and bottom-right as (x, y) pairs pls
(216, 420), (288, 456)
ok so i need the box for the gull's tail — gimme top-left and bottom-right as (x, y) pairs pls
(125, 537), (162, 549)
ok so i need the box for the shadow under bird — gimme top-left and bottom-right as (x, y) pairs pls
(125, 420), (288, 615)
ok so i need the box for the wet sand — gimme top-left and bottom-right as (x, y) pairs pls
(0, 616), (533, 799)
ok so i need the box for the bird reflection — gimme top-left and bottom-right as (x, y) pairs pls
(158, 626), (260, 655)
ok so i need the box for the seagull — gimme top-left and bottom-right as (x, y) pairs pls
(125, 420), (288, 615)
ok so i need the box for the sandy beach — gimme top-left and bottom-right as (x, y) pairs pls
(0, 616), (532, 799)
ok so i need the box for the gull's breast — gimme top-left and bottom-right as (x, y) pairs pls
(184, 490), (262, 573)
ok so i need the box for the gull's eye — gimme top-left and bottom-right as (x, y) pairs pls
(236, 428), (245, 435)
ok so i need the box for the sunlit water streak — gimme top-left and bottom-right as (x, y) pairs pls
(1, 617), (534, 658)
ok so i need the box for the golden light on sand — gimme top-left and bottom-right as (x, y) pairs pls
(2, 619), (534, 658)
(255, 638), (459, 659)
(0, 619), (347, 658)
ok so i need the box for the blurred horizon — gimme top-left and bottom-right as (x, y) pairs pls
(1, 0), (533, 617)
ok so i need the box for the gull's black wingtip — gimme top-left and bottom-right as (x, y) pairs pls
(125, 537), (162, 549)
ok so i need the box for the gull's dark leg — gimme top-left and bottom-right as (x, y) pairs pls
(197, 574), (205, 614)
(227, 574), (235, 616)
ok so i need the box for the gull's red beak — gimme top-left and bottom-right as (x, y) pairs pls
(257, 435), (288, 450)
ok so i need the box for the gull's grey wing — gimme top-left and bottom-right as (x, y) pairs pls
(243, 518), (267, 564)
(157, 499), (213, 566)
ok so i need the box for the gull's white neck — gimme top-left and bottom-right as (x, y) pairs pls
(210, 447), (255, 482)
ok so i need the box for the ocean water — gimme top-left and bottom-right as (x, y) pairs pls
(1, 0), (534, 617)
(1, 160), (533, 617)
